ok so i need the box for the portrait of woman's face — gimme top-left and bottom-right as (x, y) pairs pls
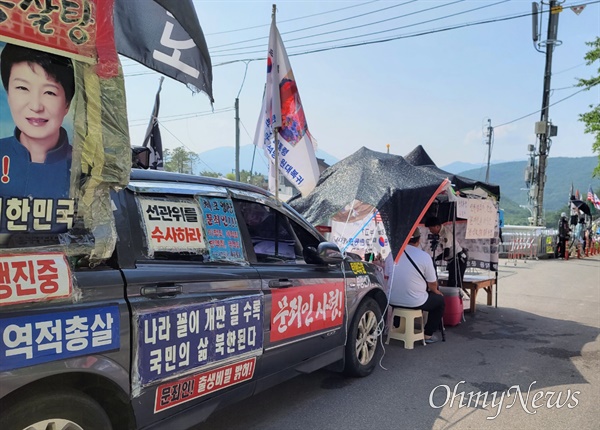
(6, 61), (70, 147)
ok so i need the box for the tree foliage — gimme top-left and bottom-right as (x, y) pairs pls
(578, 37), (600, 177)
(200, 170), (220, 178)
(163, 147), (198, 174)
(224, 170), (267, 188)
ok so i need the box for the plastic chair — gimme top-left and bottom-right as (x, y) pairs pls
(385, 307), (426, 349)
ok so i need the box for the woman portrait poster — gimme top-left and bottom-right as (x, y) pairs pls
(0, 42), (75, 201)
(0, 41), (78, 237)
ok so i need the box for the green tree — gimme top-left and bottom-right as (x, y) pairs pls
(200, 170), (220, 178)
(578, 37), (600, 177)
(224, 170), (267, 188)
(163, 146), (198, 174)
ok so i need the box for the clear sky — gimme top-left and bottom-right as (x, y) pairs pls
(122, 0), (600, 174)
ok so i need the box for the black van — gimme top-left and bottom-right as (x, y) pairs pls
(0, 169), (388, 430)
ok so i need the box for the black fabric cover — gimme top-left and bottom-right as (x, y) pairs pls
(570, 199), (591, 215)
(114, 0), (214, 103)
(404, 145), (501, 199)
(288, 147), (447, 259)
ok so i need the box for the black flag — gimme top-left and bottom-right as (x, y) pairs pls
(143, 77), (164, 170)
(113, 0), (214, 103)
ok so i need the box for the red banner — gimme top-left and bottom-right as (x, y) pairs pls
(270, 283), (344, 342)
(0, 0), (99, 63)
(154, 357), (256, 413)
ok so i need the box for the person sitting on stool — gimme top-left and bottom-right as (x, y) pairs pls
(425, 216), (468, 289)
(384, 228), (445, 344)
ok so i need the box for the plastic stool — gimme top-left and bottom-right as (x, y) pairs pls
(385, 307), (425, 349)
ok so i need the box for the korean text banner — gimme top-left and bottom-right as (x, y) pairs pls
(0, 0), (98, 63)
(134, 295), (263, 388)
(0, 0), (131, 262)
(0, 305), (120, 372)
(253, 12), (319, 197)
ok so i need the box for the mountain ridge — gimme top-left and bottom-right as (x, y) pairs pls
(193, 145), (598, 213)
(457, 156), (600, 211)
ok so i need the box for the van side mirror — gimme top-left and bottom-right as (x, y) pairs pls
(304, 242), (344, 265)
(132, 146), (151, 169)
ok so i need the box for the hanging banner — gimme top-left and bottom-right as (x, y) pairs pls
(253, 9), (319, 197)
(0, 0), (98, 63)
(0, 1), (131, 258)
(465, 198), (497, 239)
(330, 213), (390, 259)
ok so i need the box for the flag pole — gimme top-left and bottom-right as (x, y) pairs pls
(142, 76), (165, 170)
(274, 128), (280, 203)
(272, 4), (280, 203)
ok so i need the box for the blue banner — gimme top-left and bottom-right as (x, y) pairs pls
(0, 305), (120, 371)
(198, 197), (245, 261)
(136, 295), (262, 386)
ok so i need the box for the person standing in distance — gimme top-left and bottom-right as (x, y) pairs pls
(384, 228), (445, 343)
(425, 216), (468, 289)
(555, 212), (570, 259)
(0, 43), (74, 199)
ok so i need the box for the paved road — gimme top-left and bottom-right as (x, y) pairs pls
(195, 255), (600, 430)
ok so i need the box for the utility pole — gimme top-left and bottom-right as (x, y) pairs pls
(485, 119), (493, 183)
(528, 0), (561, 226)
(235, 98), (240, 181)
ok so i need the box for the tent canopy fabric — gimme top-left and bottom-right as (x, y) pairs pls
(404, 145), (501, 200)
(288, 147), (449, 259)
(571, 199), (591, 216)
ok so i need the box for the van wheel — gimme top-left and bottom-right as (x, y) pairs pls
(1, 389), (113, 430)
(344, 297), (382, 377)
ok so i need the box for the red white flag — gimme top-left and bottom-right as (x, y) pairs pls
(253, 7), (320, 197)
(589, 185), (600, 210)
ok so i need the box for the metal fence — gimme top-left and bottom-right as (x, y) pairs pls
(500, 226), (557, 264)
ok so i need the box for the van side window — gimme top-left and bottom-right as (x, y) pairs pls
(238, 201), (301, 263)
(288, 218), (321, 252)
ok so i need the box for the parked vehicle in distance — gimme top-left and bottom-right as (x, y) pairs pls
(0, 169), (388, 429)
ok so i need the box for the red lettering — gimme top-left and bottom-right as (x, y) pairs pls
(16, 283), (36, 296)
(0, 284), (11, 299)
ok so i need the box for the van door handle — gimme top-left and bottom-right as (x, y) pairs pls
(141, 284), (183, 298)
(268, 279), (293, 288)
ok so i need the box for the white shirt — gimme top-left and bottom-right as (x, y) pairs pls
(428, 224), (463, 261)
(384, 245), (437, 308)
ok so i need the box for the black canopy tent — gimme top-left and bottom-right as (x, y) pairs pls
(288, 147), (450, 260)
(405, 145), (502, 274)
(404, 145), (501, 200)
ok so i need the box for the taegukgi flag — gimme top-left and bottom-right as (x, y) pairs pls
(253, 7), (320, 197)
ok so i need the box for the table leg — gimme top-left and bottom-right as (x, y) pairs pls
(469, 287), (477, 313)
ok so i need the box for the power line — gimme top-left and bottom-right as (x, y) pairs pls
(123, 1), (599, 73)
(239, 118), (270, 172)
(157, 120), (218, 174)
(123, 0), (599, 132)
(211, 0), (485, 54)
(208, 0), (599, 59)
(199, 0), (382, 36)
(211, 3), (527, 58)
(129, 107), (235, 126)
(493, 84), (596, 129)
(209, 0), (421, 49)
